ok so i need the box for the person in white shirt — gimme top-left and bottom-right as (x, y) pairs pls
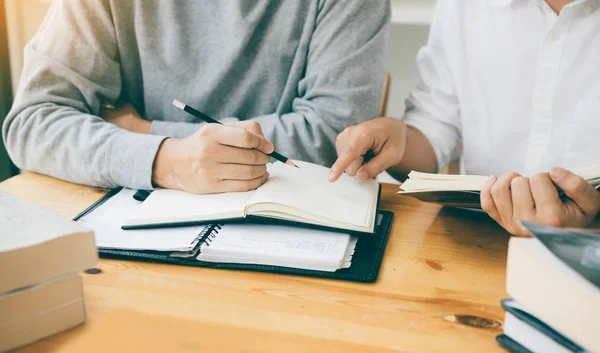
(329, 0), (600, 236)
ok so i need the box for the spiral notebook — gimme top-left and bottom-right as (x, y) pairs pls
(75, 188), (393, 282)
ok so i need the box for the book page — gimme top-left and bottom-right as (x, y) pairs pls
(400, 179), (488, 192)
(576, 164), (600, 185)
(124, 188), (252, 227)
(401, 172), (489, 192)
(247, 161), (378, 228)
(407, 171), (488, 181)
(79, 189), (204, 251)
(0, 192), (90, 252)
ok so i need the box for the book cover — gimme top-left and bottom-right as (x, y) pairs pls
(520, 221), (600, 289)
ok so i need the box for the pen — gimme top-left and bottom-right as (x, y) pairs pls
(173, 100), (298, 168)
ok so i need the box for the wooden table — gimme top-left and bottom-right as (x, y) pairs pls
(0, 172), (511, 353)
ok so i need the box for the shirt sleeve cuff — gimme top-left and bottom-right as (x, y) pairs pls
(107, 132), (167, 190)
(150, 120), (203, 138)
(402, 112), (460, 173)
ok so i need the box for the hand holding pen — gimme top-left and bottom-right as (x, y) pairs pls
(173, 100), (298, 168)
(151, 103), (289, 195)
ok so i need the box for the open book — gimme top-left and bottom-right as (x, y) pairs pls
(399, 165), (600, 208)
(123, 160), (380, 233)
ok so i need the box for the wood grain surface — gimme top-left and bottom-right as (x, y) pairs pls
(0, 172), (511, 353)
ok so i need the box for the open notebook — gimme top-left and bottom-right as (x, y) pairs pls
(399, 164), (600, 208)
(75, 188), (394, 281)
(123, 160), (380, 234)
(77, 188), (369, 274)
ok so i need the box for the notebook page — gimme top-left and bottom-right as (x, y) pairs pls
(247, 161), (378, 228)
(198, 223), (350, 261)
(123, 188), (252, 227)
(197, 225), (357, 271)
(123, 189), (254, 226)
(78, 189), (203, 251)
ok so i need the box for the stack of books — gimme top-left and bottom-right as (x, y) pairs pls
(497, 221), (599, 353)
(0, 191), (97, 351)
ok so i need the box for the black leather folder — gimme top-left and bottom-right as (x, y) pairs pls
(74, 188), (394, 283)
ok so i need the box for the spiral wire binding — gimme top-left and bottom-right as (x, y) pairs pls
(170, 224), (222, 258)
(195, 224), (222, 254)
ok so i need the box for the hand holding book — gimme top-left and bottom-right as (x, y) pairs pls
(481, 167), (600, 237)
(399, 165), (600, 237)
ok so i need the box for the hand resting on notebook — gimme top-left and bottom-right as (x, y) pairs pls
(102, 103), (275, 194)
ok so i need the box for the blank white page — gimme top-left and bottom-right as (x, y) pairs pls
(248, 161), (378, 228)
(78, 189), (203, 251)
(123, 188), (252, 227)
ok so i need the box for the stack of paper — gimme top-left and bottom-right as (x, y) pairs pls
(196, 224), (357, 272)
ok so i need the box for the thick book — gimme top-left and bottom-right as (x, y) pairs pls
(122, 160), (380, 234)
(0, 191), (98, 294)
(0, 274), (86, 352)
(398, 165), (600, 208)
(506, 222), (600, 353)
(75, 188), (393, 282)
(498, 299), (586, 353)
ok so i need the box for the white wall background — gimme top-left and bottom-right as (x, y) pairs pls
(378, 2), (433, 183)
(385, 24), (430, 119)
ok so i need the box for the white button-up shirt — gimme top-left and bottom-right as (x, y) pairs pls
(403, 0), (600, 177)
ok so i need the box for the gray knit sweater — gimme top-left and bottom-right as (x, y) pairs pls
(3, 0), (389, 189)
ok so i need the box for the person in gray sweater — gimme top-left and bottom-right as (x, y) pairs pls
(2, 1), (389, 193)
